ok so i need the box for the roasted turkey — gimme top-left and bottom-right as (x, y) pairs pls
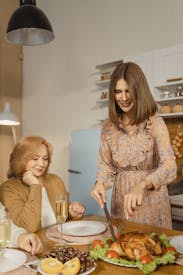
(109, 232), (163, 260)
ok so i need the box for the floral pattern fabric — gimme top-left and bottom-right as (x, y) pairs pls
(96, 114), (177, 229)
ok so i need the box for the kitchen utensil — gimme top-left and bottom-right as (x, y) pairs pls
(103, 202), (115, 241)
(48, 235), (74, 243)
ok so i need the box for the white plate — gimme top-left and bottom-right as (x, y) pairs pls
(37, 262), (96, 275)
(0, 248), (27, 272)
(169, 235), (183, 254)
(102, 257), (137, 268)
(58, 221), (106, 236)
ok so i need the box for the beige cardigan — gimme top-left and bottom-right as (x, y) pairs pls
(0, 173), (67, 233)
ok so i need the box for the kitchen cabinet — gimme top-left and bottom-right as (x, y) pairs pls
(95, 44), (183, 120)
(155, 82), (183, 118)
(153, 44), (183, 86)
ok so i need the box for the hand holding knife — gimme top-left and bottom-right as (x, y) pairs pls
(91, 182), (116, 241)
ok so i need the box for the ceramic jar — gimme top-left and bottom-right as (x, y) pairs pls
(160, 91), (171, 99)
(175, 86), (183, 97)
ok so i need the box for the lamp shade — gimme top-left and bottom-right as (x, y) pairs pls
(6, 0), (55, 46)
(0, 102), (20, 126)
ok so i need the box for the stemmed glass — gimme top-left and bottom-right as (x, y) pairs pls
(0, 212), (11, 271)
(55, 194), (68, 246)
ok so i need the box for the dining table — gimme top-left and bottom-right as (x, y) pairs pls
(34, 215), (183, 275)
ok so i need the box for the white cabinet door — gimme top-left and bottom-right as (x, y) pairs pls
(154, 44), (183, 86)
(123, 51), (154, 92)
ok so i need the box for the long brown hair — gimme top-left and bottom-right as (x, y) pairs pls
(7, 136), (52, 179)
(109, 62), (158, 126)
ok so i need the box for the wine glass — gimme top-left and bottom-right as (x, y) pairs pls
(0, 212), (11, 269)
(55, 194), (68, 245)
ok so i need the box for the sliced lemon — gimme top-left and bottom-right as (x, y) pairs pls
(62, 257), (81, 275)
(40, 257), (64, 274)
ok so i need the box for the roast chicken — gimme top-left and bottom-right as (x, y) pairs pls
(109, 232), (163, 260)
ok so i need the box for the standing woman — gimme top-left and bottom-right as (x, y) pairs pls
(0, 136), (85, 233)
(91, 62), (177, 229)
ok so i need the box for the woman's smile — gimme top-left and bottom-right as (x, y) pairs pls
(114, 78), (134, 113)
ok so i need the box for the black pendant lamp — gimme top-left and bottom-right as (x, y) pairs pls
(6, 0), (55, 46)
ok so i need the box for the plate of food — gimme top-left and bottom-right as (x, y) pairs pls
(89, 231), (178, 274)
(59, 220), (106, 237)
(37, 246), (96, 275)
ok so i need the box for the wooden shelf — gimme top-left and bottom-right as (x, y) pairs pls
(159, 112), (183, 118)
(96, 79), (110, 85)
(96, 60), (122, 71)
(156, 96), (183, 103)
(96, 99), (108, 104)
(96, 119), (107, 122)
(155, 81), (183, 92)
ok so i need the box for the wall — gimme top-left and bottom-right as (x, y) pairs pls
(22, 0), (183, 187)
(0, 0), (22, 183)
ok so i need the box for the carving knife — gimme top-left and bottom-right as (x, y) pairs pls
(103, 202), (115, 241)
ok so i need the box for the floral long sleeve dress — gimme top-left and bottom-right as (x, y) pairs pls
(96, 114), (177, 229)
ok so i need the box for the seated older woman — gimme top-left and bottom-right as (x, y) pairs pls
(0, 136), (85, 233)
(0, 202), (43, 255)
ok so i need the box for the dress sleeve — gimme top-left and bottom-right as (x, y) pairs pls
(0, 181), (42, 233)
(146, 116), (177, 190)
(96, 122), (117, 189)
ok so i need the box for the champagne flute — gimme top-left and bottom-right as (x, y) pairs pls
(55, 194), (68, 245)
(0, 212), (11, 269)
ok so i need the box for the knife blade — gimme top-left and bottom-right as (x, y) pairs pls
(103, 202), (115, 241)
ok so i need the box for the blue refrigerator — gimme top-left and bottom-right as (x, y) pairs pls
(69, 129), (112, 215)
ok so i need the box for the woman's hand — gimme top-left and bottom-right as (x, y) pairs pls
(124, 181), (147, 220)
(23, 170), (39, 185)
(69, 202), (85, 219)
(17, 233), (43, 255)
(90, 181), (106, 208)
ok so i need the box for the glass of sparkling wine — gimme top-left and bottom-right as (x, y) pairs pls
(56, 194), (68, 245)
(0, 212), (11, 266)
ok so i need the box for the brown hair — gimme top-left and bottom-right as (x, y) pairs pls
(109, 62), (158, 126)
(7, 136), (53, 179)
